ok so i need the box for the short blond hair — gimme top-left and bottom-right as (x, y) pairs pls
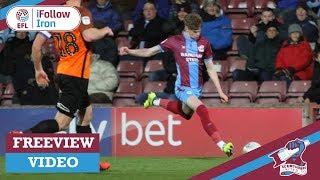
(184, 13), (202, 30)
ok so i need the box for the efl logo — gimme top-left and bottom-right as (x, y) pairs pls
(269, 138), (310, 176)
(6, 6), (81, 31)
(5, 134), (100, 173)
(16, 9), (29, 22)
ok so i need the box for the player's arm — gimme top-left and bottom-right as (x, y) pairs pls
(32, 33), (50, 87)
(82, 27), (113, 42)
(119, 45), (162, 57)
(205, 60), (228, 102)
(32, 33), (46, 71)
(80, 7), (113, 42)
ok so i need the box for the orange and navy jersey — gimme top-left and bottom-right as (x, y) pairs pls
(39, 7), (93, 79)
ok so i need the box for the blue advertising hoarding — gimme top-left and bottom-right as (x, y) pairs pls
(0, 106), (112, 155)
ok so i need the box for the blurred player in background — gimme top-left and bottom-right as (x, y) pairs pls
(11, 0), (113, 170)
(26, 0), (113, 135)
(119, 13), (234, 157)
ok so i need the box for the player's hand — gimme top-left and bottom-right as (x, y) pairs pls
(35, 70), (49, 88)
(219, 92), (229, 103)
(104, 27), (114, 37)
(119, 47), (130, 56)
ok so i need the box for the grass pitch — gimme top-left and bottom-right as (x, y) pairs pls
(0, 156), (228, 180)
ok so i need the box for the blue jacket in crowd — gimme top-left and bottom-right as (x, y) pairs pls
(298, 18), (319, 43)
(307, 0), (320, 16)
(88, 1), (122, 32)
(277, 0), (298, 9)
(201, 16), (232, 50)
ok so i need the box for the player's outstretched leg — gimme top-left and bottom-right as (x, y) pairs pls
(23, 119), (59, 133)
(22, 111), (72, 133)
(185, 94), (233, 157)
(143, 92), (193, 120)
(195, 104), (234, 157)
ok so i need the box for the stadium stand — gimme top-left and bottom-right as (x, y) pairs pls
(1, 0), (318, 109)
(226, 0), (255, 17)
(213, 60), (229, 80)
(117, 60), (144, 80)
(0, 83), (3, 97)
(142, 59), (164, 77)
(227, 56), (247, 78)
(201, 80), (230, 105)
(229, 81), (258, 104)
(123, 19), (134, 32)
(202, 80), (230, 97)
(112, 81), (143, 107)
(254, 0), (276, 13)
(115, 36), (131, 49)
(230, 17), (256, 34)
(0, 43), (4, 52)
(227, 35), (240, 55)
(1, 83), (14, 105)
(286, 81), (311, 103)
(143, 81), (167, 93)
(112, 98), (137, 107)
(114, 81), (142, 98)
(256, 81), (287, 104)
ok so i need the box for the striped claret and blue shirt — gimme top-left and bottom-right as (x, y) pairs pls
(158, 32), (213, 89)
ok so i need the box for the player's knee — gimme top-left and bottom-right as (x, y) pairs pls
(56, 119), (70, 130)
(55, 112), (73, 130)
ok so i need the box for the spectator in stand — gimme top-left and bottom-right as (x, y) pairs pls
(0, 29), (36, 43)
(285, 3), (319, 49)
(0, 31), (58, 105)
(88, 22), (119, 103)
(0, 31), (33, 96)
(0, 30), (10, 83)
(200, 0), (232, 60)
(0, 30), (5, 44)
(274, 24), (313, 86)
(148, 2), (193, 82)
(307, 0), (320, 16)
(133, 0), (171, 21)
(88, 0), (122, 35)
(277, 0), (300, 9)
(163, 2), (191, 38)
(28, 31), (37, 41)
(88, 54), (119, 103)
(237, 8), (283, 59)
(135, 2), (195, 105)
(129, 1), (167, 49)
(276, 0), (300, 22)
(233, 22), (283, 82)
(0, 29), (15, 44)
(92, 21), (119, 67)
(169, 0), (200, 19)
(302, 46), (320, 103)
